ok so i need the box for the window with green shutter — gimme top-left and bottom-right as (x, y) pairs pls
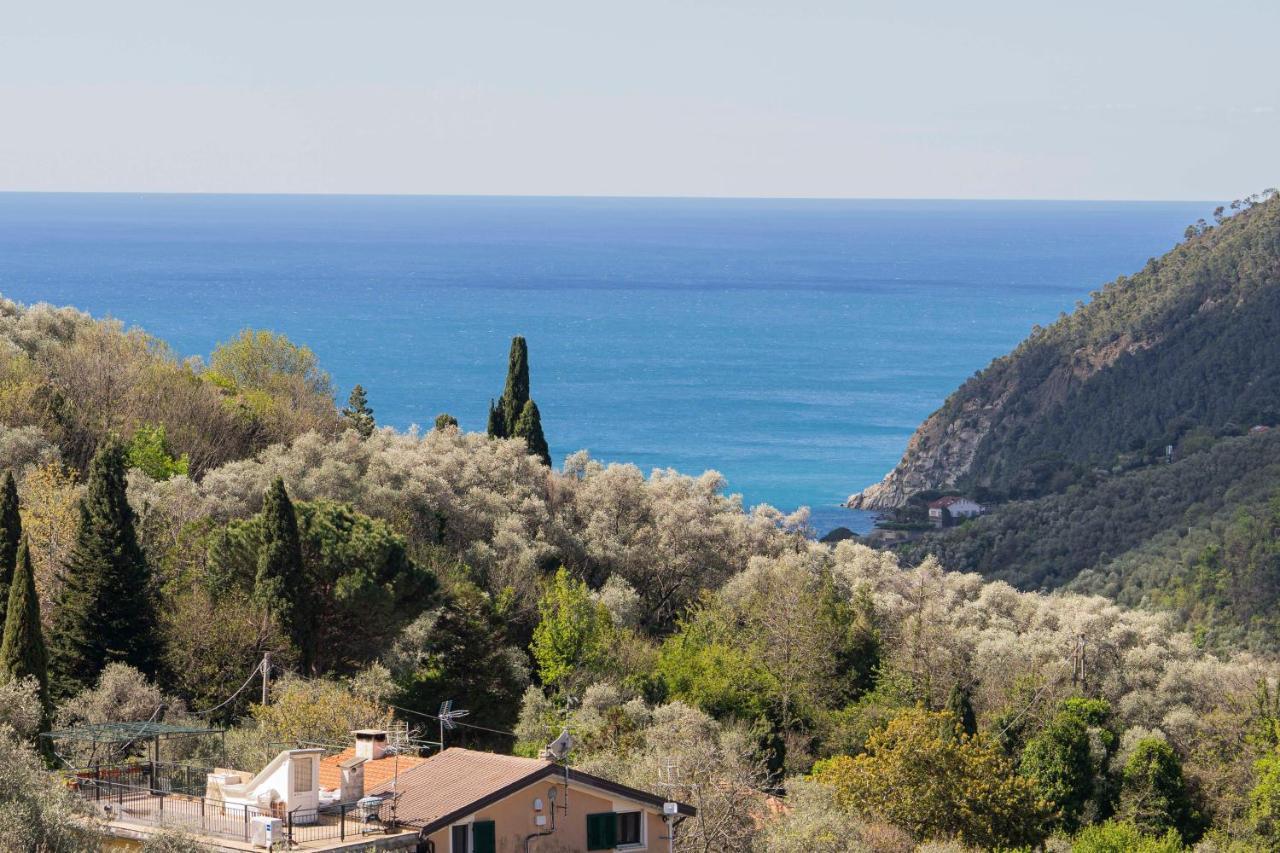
(586, 811), (618, 850)
(471, 820), (496, 853)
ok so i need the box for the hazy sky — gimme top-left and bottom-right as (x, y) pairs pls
(1, 1), (1276, 199)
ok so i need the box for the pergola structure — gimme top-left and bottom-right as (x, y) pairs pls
(41, 721), (225, 772)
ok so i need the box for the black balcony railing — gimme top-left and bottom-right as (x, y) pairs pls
(68, 763), (401, 845)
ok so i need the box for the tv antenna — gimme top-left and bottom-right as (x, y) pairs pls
(437, 700), (470, 751)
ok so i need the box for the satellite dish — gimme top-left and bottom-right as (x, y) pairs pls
(541, 729), (576, 762)
(547, 786), (558, 803)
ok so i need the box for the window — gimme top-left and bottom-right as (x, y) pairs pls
(452, 821), (495, 853)
(587, 811), (643, 849)
(292, 757), (313, 793)
(617, 811), (642, 846)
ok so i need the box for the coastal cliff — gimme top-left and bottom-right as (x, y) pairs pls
(849, 191), (1280, 508)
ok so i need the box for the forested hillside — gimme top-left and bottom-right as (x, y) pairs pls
(850, 190), (1280, 508)
(3, 295), (1280, 851)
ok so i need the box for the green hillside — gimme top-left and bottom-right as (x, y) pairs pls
(888, 190), (1280, 649)
(850, 190), (1280, 507)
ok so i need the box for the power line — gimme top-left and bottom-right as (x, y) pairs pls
(190, 657), (266, 717)
(387, 703), (519, 739)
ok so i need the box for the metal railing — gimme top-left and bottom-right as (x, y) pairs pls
(68, 765), (400, 845)
(74, 776), (273, 844)
(287, 799), (400, 844)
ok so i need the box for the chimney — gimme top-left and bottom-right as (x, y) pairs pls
(353, 729), (388, 761)
(339, 755), (366, 803)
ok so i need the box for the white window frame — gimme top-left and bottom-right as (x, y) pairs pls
(449, 816), (475, 853)
(609, 801), (647, 850)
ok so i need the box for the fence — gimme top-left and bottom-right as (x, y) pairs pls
(69, 765), (401, 845)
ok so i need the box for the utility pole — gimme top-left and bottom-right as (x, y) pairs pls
(261, 651), (272, 705)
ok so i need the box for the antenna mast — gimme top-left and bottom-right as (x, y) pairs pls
(437, 700), (470, 751)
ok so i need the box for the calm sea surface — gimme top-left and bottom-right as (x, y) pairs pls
(0, 194), (1208, 534)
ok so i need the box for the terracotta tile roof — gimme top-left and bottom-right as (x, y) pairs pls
(318, 748), (428, 792)
(368, 748), (553, 828)
(368, 747), (695, 832)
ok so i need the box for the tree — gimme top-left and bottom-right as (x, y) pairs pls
(0, 470), (20, 629)
(499, 336), (531, 437)
(209, 329), (331, 398)
(1250, 748), (1280, 841)
(1020, 697), (1115, 831)
(433, 413), (458, 431)
(0, 727), (100, 851)
(1118, 738), (1198, 841)
(531, 567), (615, 695)
(1071, 820), (1186, 853)
(210, 496), (436, 675)
(126, 423), (190, 480)
(387, 582), (529, 749)
(227, 674), (390, 771)
(513, 399), (551, 466)
(48, 438), (160, 699)
(341, 385), (375, 438)
(813, 708), (1051, 849)
(252, 478), (313, 672)
(946, 681), (977, 738)
(488, 336), (550, 464)
(0, 539), (48, 713)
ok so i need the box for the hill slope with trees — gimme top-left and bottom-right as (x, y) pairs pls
(850, 189), (1280, 509)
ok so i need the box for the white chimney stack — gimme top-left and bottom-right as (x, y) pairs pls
(352, 729), (388, 761)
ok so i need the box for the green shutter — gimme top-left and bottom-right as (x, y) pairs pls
(471, 820), (496, 853)
(586, 812), (618, 850)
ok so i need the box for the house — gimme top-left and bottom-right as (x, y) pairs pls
(370, 746), (696, 853)
(927, 496), (984, 527)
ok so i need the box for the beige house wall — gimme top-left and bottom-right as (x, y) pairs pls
(422, 777), (674, 853)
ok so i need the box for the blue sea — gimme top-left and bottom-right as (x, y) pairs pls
(0, 194), (1209, 535)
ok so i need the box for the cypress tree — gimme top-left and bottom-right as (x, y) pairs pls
(0, 538), (48, 711)
(255, 478), (313, 672)
(0, 470), (21, 630)
(341, 385), (376, 438)
(514, 399), (552, 466)
(487, 336), (550, 464)
(49, 438), (160, 699)
(486, 399), (505, 439)
(499, 336), (531, 435)
(947, 681), (978, 737)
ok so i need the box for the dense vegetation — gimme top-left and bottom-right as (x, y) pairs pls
(0, 295), (1279, 850)
(885, 192), (1280, 653)
(900, 428), (1280, 591)
(852, 190), (1280, 509)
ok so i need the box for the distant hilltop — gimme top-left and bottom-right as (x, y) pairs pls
(849, 189), (1280, 509)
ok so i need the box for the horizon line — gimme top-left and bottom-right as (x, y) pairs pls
(0, 189), (1221, 205)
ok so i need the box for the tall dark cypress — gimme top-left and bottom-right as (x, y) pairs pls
(0, 471), (21, 630)
(0, 538), (49, 712)
(49, 439), (160, 699)
(487, 336), (551, 465)
(499, 336), (531, 435)
(255, 478), (313, 672)
(514, 399), (551, 466)
(946, 681), (978, 737)
(486, 399), (505, 439)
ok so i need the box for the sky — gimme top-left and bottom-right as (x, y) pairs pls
(1, 1), (1276, 200)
